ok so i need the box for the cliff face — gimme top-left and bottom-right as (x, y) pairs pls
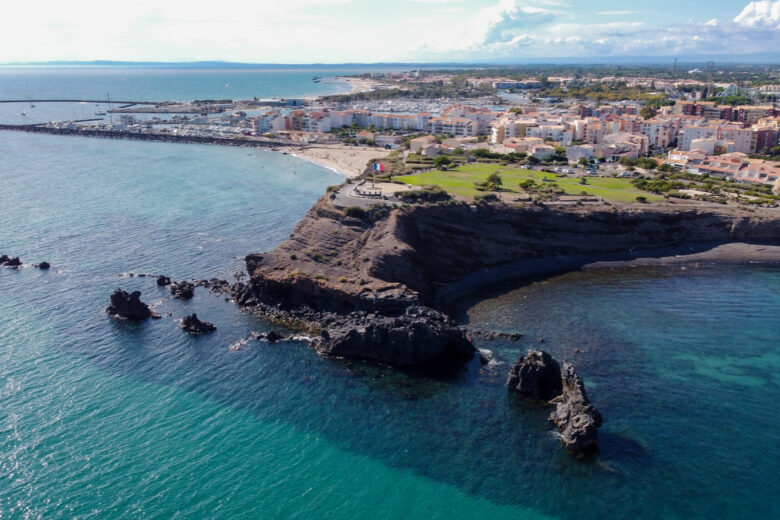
(246, 198), (780, 313)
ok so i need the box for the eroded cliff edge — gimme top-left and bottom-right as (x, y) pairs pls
(240, 197), (780, 366)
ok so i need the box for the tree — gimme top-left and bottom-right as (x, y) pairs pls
(487, 172), (503, 187)
(433, 156), (452, 169)
(508, 107), (523, 114)
(578, 157), (589, 167)
(453, 147), (464, 155)
(640, 106), (657, 120)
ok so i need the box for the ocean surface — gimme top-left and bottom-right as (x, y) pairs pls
(2, 69), (780, 519)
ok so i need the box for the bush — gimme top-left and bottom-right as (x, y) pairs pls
(343, 206), (368, 219)
(635, 196), (648, 203)
(326, 185), (341, 193)
(474, 193), (499, 202)
(395, 185), (451, 203)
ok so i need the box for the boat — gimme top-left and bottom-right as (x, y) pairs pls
(30, 103), (35, 108)
(95, 111), (107, 116)
(21, 109), (26, 116)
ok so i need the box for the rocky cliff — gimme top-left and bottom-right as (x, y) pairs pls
(242, 197), (780, 366)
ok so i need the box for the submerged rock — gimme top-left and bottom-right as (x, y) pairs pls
(549, 362), (603, 453)
(106, 289), (153, 321)
(506, 350), (562, 400)
(317, 306), (474, 367)
(170, 281), (195, 299)
(181, 313), (216, 335)
(36, 261), (51, 270)
(156, 275), (171, 286)
(252, 330), (285, 342)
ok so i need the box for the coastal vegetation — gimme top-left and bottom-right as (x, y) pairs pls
(395, 164), (663, 202)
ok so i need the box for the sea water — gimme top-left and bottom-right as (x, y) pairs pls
(1, 70), (779, 519)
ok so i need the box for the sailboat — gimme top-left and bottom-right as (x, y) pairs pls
(21, 108), (26, 116)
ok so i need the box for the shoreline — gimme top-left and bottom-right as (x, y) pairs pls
(436, 241), (780, 308)
(446, 242), (780, 314)
(289, 144), (391, 178)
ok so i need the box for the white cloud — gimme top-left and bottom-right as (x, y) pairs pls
(734, 0), (780, 28)
(597, 10), (650, 15)
(414, 0), (780, 61)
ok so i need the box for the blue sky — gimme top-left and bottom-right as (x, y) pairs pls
(0, 0), (778, 63)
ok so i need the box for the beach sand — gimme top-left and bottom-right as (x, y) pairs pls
(292, 144), (391, 178)
(339, 76), (384, 94)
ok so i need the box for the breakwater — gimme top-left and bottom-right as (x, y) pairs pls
(0, 124), (296, 148)
(0, 99), (160, 104)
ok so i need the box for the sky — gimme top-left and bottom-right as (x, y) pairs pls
(0, 0), (778, 64)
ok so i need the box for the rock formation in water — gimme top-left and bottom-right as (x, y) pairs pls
(156, 275), (171, 286)
(549, 362), (603, 453)
(35, 261), (51, 270)
(318, 306), (474, 367)
(1, 255), (22, 268)
(252, 330), (285, 342)
(241, 195), (779, 368)
(181, 313), (216, 335)
(106, 289), (154, 321)
(507, 350), (602, 453)
(170, 281), (195, 299)
(506, 350), (563, 400)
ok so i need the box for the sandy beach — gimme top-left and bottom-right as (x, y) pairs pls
(337, 76), (385, 94)
(291, 144), (391, 178)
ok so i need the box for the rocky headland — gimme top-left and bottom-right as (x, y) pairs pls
(238, 194), (779, 368)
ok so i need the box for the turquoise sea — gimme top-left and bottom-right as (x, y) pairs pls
(1, 68), (779, 519)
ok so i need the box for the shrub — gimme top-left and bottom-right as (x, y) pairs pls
(343, 206), (368, 219)
(474, 193), (499, 202)
(326, 185), (341, 193)
(394, 185), (451, 203)
(635, 196), (648, 203)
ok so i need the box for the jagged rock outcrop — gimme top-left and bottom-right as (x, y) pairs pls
(549, 362), (603, 453)
(181, 313), (216, 335)
(1, 255), (22, 268)
(156, 275), (171, 286)
(506, 350), (563, 400)
(317, 306), (474, 367)
(35, 261), (51, 270)
(170, 281), (194, 299)
(106, 289), (154, 321)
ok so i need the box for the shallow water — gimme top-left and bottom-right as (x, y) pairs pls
(2, 119), (779, 519)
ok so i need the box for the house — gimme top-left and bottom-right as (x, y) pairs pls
(355, 130), (375, 144)
(375, 135), (402, 149)
(410, 135), (436, 153)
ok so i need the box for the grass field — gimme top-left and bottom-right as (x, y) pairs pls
(394, 164), (663, 203)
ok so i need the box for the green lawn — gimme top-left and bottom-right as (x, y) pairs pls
(394, 164), (662, 203)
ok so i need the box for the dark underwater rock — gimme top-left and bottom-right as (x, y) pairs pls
(549, 362), (603, 453)
(181, 313), (216, 335)
(170, 281), (195, 299)
(156, 275), (171, 286)
(106, 289), (153, 321)
(36, 261), (51, 270)
(252, 330), (285, 342)
(506, 349), (563, 400)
